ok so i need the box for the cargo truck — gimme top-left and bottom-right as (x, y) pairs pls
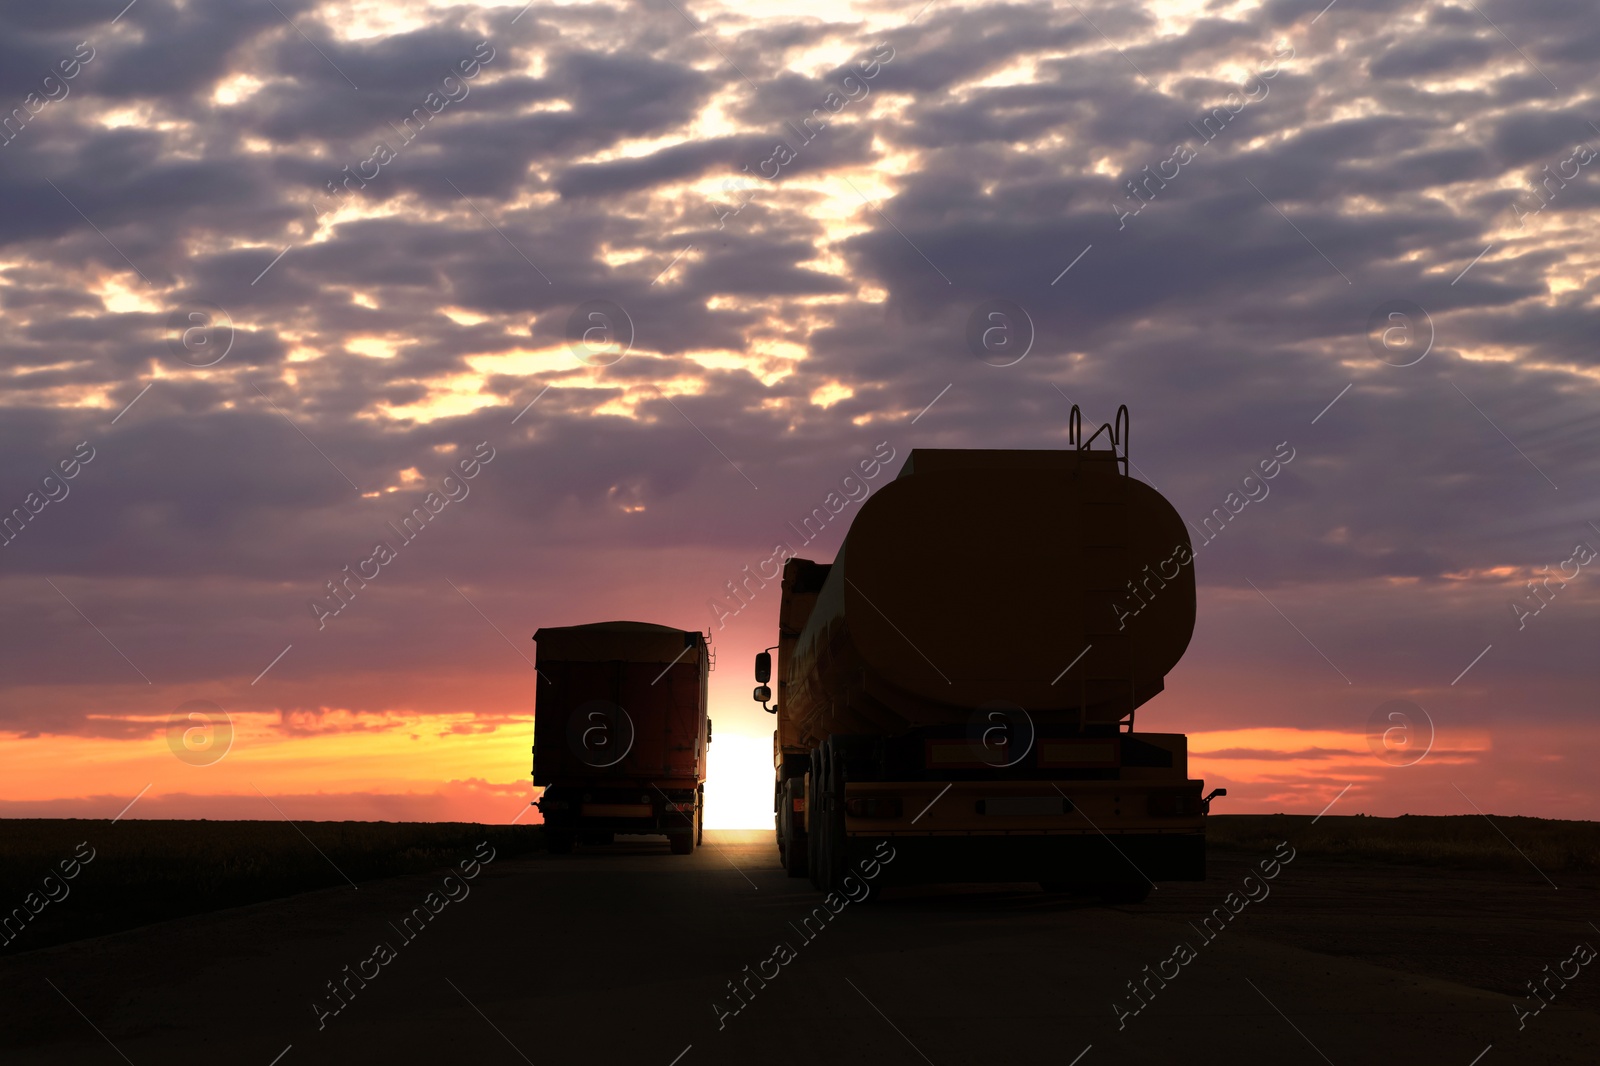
(533, 621), (711, 854)
(756, 408), (1223, 900)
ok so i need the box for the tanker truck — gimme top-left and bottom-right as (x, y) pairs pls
(532, 621), (710, 854)
(755, 408), (1223, 901)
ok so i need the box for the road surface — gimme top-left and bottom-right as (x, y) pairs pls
(1, 831), (1595, 1065)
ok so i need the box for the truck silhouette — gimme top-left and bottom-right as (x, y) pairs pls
(757, 407), (1223, 900)
(532, 621), (710, 854)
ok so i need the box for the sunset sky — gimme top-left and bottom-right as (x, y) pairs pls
(2, 0), (1597, 828)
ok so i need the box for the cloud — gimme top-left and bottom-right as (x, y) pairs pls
(0, 778), (535, 823)
(1197, 746), (1364, 761)
(2, 0), (1599, 821)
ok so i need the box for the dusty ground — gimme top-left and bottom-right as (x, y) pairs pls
(1193, 846), (1600, 1017)
(0, 831), (1595, 1065)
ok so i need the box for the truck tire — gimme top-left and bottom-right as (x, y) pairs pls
(806, 749), (826, 891)
(810, 739), (848, 894)
(782, 777), (808, 878)
(669, 831), (694, 855)
(696, 784), (705, 846)
(776, 779), (787, 866)
(546, 831), (574, 854)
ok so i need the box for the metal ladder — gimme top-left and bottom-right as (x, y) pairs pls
(1068, 404), (1137, 732)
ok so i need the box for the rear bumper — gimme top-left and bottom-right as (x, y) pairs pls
(844, 830), (1206, 884)
(538, 784), (697, 835)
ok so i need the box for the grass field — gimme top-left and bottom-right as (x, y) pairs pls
(0, 819), (543, 955)
(1209, 813), (1600, 874)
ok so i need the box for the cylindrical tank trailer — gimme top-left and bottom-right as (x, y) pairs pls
(758, 409), (1223, 900)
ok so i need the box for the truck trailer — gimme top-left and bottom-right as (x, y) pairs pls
(756, 408), (1223, 900)
(532, 621), (711, 854)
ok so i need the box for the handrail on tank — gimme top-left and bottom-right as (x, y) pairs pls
(1070, 403), (1131, 477)
(1116, 403), (1129, 477)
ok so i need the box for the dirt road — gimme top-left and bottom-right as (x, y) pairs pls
(1, 831), (1595, 1065)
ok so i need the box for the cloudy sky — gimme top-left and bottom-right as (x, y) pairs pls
(1, 0), (1596, 826)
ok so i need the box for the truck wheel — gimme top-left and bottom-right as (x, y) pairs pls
(806, 749), (825, 891)
(1099, 881), (1151, 904)
(696, 784), (705, 846)
(546, 831), (574, 854)
(811, 739), (847, 894)
(782, 777), (808, 878)
(669, 831), (694, 855)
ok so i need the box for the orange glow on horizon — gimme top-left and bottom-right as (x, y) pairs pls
(0, 717), (1513, 825)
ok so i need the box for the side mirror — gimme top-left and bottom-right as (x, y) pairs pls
(754, 651), (772, 684)
(753, 684), (772, 704)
